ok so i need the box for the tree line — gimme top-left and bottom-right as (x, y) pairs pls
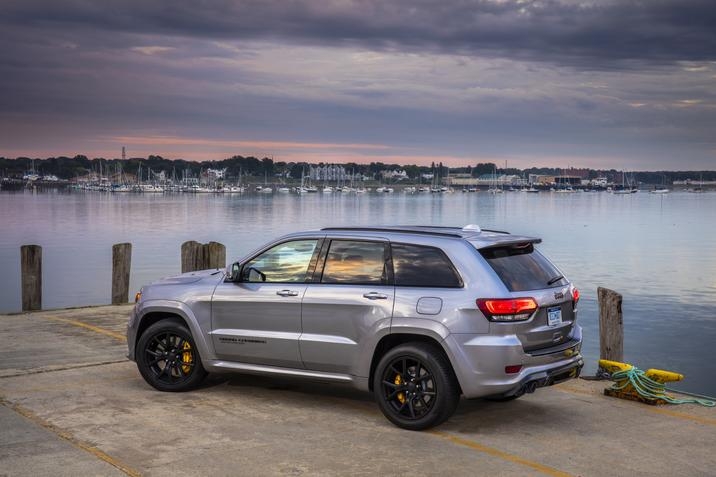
(1, 155), (714, 183)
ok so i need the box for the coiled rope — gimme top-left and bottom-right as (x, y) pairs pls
(610, 367), (715, 407)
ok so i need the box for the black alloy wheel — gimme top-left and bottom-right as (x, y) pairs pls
(374, 343), (459, 430)
(136, 319), (207, 392)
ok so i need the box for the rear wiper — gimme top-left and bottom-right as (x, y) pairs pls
(547, 275), (564, 286)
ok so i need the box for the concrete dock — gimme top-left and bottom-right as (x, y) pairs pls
(1, 306), (714, 476)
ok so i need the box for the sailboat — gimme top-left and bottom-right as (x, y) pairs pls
(688, 173), (704, 193)
(612, 170), (638, 194)
(650, 174), (670, 194)
(487, 166), (502, 194)
(257, 171), (273, 193)
(228, 167), (245, 193)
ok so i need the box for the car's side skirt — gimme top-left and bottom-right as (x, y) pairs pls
(206, 360), (355, 383)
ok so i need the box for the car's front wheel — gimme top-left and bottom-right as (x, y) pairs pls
(373, 343), (460, 430)
(136, 318), (207, 392)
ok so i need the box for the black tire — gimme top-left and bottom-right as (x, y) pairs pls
(373, 342), (460, 430)
(136, 318), (207, 392)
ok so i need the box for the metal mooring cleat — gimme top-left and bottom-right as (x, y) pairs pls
(598, 359), (684, 405)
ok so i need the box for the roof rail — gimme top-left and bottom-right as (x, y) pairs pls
(397, 225), (511, 235)
(320, 226), (463, 238)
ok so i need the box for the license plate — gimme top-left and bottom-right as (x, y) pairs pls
(547, 307), (562, 327)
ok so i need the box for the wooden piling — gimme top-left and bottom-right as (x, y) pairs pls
(181, 241), (202, 273)
(598, 287), (623, 363)
(21, 245), (42, 311)
(205, 241), (226, 269)
(182, 240), (226, 272)
(111, 243), (132, 304)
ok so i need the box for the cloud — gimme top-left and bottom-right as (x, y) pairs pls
(2, 0), (715, 68)
(109, 135), (393, 151)
(1, 1), (715, 169)
(131, 46), (175, 55)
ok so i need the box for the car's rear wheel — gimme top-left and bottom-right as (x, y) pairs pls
(136, 319), (207, 391)
(373, 343), (459, 430)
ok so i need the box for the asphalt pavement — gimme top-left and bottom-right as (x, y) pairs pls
(1, 305), (714, 476)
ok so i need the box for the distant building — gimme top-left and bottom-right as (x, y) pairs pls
(554, 176), (582, 186)
(530, 175), (555, 185)
(450, 174), (523, 186)
(206, 168), (226, 179)
(381, 169), (408, 180)
(152, 170), (166, 182)
(563, 168), (590, 179)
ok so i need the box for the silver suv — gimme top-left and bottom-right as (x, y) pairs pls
(127, 225), (583, 430)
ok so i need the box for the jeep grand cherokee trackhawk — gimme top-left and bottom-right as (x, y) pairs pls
(127, 225), (583, 430)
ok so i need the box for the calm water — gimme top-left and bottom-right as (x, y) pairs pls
(2, 190), (715, 395)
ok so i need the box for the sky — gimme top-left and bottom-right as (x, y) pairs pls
(1, 0), (715, 170)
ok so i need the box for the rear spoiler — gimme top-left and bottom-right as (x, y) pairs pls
(469, 236), (542, 250)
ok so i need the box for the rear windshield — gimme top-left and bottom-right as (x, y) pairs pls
(479, 243), (567, 291)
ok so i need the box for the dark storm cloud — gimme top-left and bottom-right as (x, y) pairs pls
(2, 0), (715, 68)
(1, 0), (714, 169)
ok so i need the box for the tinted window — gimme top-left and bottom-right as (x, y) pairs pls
(392, 244), (462, 288)
(243, 240), (318, 282)
(321, 240), (387, 285)
(479, 243), (567, 291)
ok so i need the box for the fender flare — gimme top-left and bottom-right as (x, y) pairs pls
(133, 300), (214, 365)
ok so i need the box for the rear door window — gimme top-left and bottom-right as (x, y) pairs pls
(321, 240), (388, 285)
(391, 243), (462, 288)
(479, 243), (567, 291)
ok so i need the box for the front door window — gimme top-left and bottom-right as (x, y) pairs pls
(242, 240), (318, 283)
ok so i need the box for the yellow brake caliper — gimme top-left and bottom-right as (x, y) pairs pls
(181, 341), (192, 374)
(395, 374), (405, 404)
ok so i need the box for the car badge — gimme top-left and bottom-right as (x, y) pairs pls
(554, 291), (564, 300)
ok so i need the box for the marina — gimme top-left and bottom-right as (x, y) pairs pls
(4, 176), (715, 194)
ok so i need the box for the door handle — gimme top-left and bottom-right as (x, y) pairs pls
(363, 292), (388, 300)
(276, 289), (299, 297)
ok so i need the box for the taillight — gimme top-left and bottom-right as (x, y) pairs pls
(476, 298), (538, 322)
(572, 287), (580, 308)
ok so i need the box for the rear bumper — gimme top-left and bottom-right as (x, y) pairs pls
(443, 325), (583, 399)
(501, 357), (583, 398)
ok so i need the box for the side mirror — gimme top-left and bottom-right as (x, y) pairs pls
(247, 267), (267, 282)
(229, 262), (242, 282)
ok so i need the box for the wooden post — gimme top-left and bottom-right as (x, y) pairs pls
(598, 287), (623, 363)
(21, 245), (42, 311)
(205, 241), (226, 269)
(195, 244), (207, 271)
(182, 241), (226, 272)
(112, 243), (132, 304)
(181, 241), (202, 273)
